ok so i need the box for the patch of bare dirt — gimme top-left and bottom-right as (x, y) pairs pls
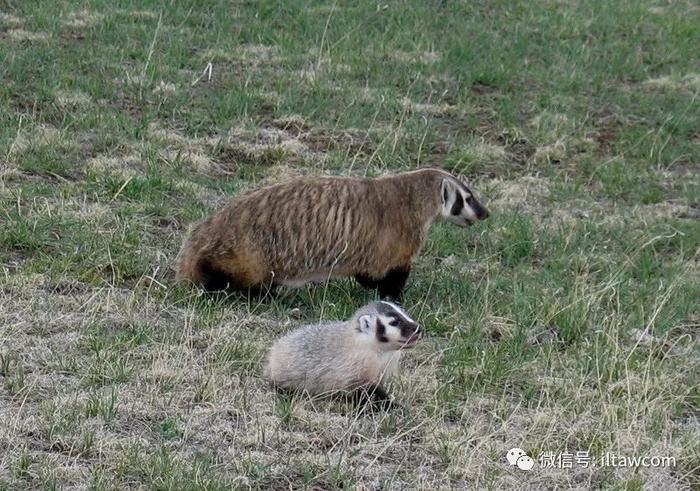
(7, 125), (62, 156)
(390, 50), (442, 64)
(117, 9), (159, 21)
(55, 90), (93, 109)
(642, 74), (700, 93)
(401, 97), (461, 117)
(64, 10), (103, 29)
(267, 115), (312, 135)
(2, 29), (49, 41)
(495, 134), (537, 166)
(43, 280), (89, 296)
(590, 105), (640, 154)
(187, 44), (283, 89)
(632, 201), (700, 221)
(86, 153), (143, 177)
(268, 117), (376, 157)
(470, 81), (500, 95)
(488, 175), (552, 212)
(146, 121), (327, 178)
(302, 128), (374, 156)
(0, 12), (22, 25)
(662, 158), (700, 180)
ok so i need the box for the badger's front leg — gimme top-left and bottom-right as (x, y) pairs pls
(354, 274), (380, 290)
(352, 384), (394, 410)
(376, 266), (410, 301)
(368, 385), (391, 407)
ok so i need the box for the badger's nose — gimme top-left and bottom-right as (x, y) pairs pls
(478, 207), (490, 220)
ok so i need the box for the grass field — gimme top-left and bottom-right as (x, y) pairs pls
(1, 0), (699, 489)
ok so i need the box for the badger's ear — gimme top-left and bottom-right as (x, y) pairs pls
(358, 315), (374, 334)
(441, 178), (454, 205)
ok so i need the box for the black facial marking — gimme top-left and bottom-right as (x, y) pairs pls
(375, 319), (389, 343)
(442, 186), (449, 203)
(400, 321), (420, 339)
(450, 193), (464, 215)
(376, 304), (420, 339)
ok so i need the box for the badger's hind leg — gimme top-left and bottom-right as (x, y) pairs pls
(195, 253), (274, 298)
(197, 257), (236, 292)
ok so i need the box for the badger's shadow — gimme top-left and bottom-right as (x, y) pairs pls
(271, 385), (398, 414)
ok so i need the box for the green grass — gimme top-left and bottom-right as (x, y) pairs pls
(1, 0), (698, 489)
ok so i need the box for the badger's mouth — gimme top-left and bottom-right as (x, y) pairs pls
(400, 332), (421, 348)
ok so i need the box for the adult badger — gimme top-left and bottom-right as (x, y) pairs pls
(176, 167), (489, 299)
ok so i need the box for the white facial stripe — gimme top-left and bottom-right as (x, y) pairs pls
(401, 168), (454, 179)
(448, 187), (457, 203)
(379, 301), (416, 324)
(399, 167), (470, 193)
(454, 179), (473, 198)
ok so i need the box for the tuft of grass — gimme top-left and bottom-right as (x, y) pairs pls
(156, 419), (183, 441)
(1, 353), (27, 396)
(84, 388), (119, 422)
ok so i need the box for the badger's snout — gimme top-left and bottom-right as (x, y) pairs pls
(402, 324), (422, 347)
(471, 199), (490, 221)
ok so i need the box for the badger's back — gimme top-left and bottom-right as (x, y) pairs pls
(190, 177), (394, 283)
(247, 178), (385, 278)
(265, 321), (399, 394)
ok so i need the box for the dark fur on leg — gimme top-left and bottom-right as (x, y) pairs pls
(196, 258), (278, 300)
(197, 258), (277, 300)
(355, 274), (380, 290)
(197, 257), (236, 292)
(272, 384), (300, 398)
(377, 266), (410, 301)
(350, 385), (394, 411)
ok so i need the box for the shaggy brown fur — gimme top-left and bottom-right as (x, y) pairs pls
(176, 167), (488, 298)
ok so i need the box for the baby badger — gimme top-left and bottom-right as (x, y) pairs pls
(264, 301), (421, 407)
(177, 167), (489, 299)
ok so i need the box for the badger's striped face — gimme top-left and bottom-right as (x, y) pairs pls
(440, 177), (490, 227)
(357, 301), (422, 351)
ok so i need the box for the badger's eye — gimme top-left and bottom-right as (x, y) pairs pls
(388, 319), (399, 327)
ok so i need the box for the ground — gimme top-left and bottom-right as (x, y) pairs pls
(0, 1), (699, 489)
